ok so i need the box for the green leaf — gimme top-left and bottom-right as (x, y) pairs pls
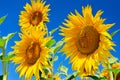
(3, 32), (16, 41)
(40, 77), (46, 80)
(3, 32), (16, 48)
(2, 52), (15, 62)
(108, 57), (118, 64)
(0, 15), (7, 25)
(0, 38), (7, 48)
(49, 28), (59, 36)
(99, 76), (107, 80)
(66, 75), (75, 80)
(0, 53), (3, 60)
(111, 29), (120, 37)
(40, 78), (53, 80)
(106, 67), (120, 80)
(86, 75), (99, 80)
(65, 72), (78, 80)
(58, 64), (68, 74)
(52, 41), (64, 54)
(43, 67), (51, 75)
(0, 32), (16, 48)
(46, 39), (56, 48)
(0, 75), (3, 80)
(53, 56), (58, 62)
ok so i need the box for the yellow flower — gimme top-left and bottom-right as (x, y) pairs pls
(19, 0), (50, 32)
(100, 70), (110, 80)
(100, 62), (120, 80)
(60, 5), (115, 77)
(112, 62), (120, 69)
(54, 75), (61, 80)
(12, 29), (51, 79)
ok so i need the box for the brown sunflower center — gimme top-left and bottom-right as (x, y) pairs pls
(77, 26), (100, 55)
(30, 11), (43, 26)
(26, 42), (41, 65)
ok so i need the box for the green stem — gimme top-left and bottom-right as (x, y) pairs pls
(108, 63), (113, 80)
(2, 47), (7, 80)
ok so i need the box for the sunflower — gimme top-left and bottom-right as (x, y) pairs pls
(100, 70), (110, 80)
(60, 5), (115, 77)
(19, 0), (50, 32)
(100, 62), (120, 80)
(12, 29), (51, 79)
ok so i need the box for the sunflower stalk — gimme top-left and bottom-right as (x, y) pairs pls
(108, 63), (113, 80)
(2, 47), (8, 80)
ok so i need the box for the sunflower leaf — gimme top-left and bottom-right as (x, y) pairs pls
(65, 72), (78, 80)
(46, 39), (56, 48)
(43, 67), (52, 75)
(111, 29), (120, 37)
(0, 53), (3, 60)
(0, 75), (3, 80)
(58, 64), (68, 74)
(0, 15), (7, 25)
(2, 52), (15, 62)
(0, 38), (7, 48)
(52, 41), (64, 54)
(86, 75), (99, 80)
(108, 57), (118, 64)
(3, 32), (16, 48)
(0, 32), (16, 48)
(99, 76), (107, 80)
(53, 56), (58, 62)
(106, 67), (120, 79)
(49, 28), (59, 36)
(40, 78), (53, 80)
(3, 32), (16, 42)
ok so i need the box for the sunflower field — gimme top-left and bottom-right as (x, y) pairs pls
(0, 0), (120, 80)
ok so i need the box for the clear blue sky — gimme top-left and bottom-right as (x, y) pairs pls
(0, 0), (120, 80)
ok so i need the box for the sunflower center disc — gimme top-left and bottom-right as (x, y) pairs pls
(77, 26), (100, 55)
(30, 11), (42, 26)
(26, 42), (41, 65)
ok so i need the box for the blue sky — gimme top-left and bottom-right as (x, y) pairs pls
(0, 0), (120, 80)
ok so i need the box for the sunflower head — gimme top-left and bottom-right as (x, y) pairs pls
(60, 5), (115, 77)
(19, 0), (50, 32)
(12, 29), (51, 79)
